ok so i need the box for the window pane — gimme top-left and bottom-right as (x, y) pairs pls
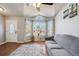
(33, 21), (46, 37)
(47, 20), (53, 36)
(25, 20), (32, 36)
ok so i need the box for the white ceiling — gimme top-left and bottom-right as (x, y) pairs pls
(0, 3), (65, 17)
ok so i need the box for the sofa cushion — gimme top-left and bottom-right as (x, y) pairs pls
(51, 49), (71, 56)
(46, 44), (62, 49)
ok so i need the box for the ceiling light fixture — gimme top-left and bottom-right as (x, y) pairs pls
(33, 3), (41, 11)
(0, 7), (4, 11)
(24, 3), (41, 11)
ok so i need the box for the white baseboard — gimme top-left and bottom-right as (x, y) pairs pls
(0, 41), (7, 45)
(16, 41), (24, 43)
(0, 41), (25, 45)
(6, 40), (17, 42)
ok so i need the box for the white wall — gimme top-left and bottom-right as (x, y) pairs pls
(18, 17), (25, 42)
(55, 3), (79, 37)
(0, 14), (5, 43)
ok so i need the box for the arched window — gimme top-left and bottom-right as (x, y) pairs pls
(35, 15), (45, 21)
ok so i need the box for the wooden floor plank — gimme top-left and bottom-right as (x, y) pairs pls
(0, 42), (21, 56)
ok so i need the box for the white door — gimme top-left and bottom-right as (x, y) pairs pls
(6, 19), (17, 42)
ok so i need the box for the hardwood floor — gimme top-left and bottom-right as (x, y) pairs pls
(0, 42), (21, 56)
(0, 41), (47, 56)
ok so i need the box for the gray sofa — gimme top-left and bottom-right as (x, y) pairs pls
(54, 34), (79, 56)
(46, 34), (79, 56)
(45, 41), (72, 56)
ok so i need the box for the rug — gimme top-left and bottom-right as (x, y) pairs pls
(9, 43), (46, 56)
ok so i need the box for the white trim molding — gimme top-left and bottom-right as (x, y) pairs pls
(0, 41), (6, 45)
(16, 41), (24, 43)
